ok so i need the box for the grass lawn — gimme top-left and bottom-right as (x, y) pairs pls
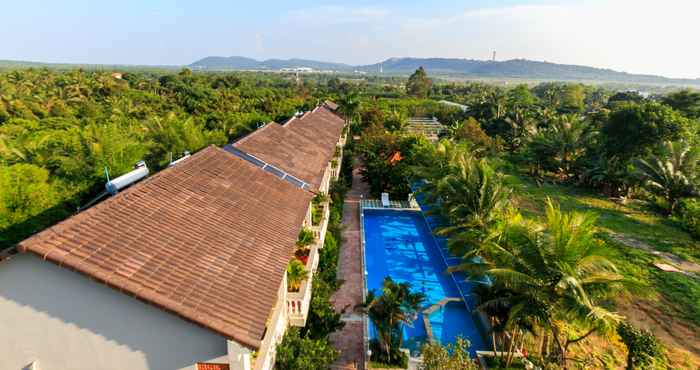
(504, 173), (700, 367)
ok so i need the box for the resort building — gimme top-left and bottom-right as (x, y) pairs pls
(0, 102), (346, 370)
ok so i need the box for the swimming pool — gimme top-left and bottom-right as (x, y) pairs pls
(362, 209), (486, 356)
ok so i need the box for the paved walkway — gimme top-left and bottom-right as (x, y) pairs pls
(330, 162), (368, 370)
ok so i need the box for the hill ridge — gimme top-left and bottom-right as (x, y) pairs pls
(190, 56), (700, 85)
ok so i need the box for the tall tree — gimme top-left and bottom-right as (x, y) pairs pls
(525, 114), (594, 178)
(663, 89), (700, 119)
(359, 277), (425, 364)
(601, 101), (692, 161)
(406, 67), (432, 98)
(455, 200), (625, 367)
(431, 154), (511, 255)
(338, 92), (361, 125)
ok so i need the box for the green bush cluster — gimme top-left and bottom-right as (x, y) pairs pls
(676, 198), (700, 238)
(617, 322), (667, 369)
(275, 328), (339, 370)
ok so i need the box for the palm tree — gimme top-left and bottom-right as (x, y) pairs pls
(337, 92), (360, 125)
(358, 277), (425, 364)
(636, 141), (699, 213)
(384, 110), (408, 132)
(454, 200), (625, 367)
(434, 155), (511, 255)
(504, 107), (537, 151)
(412, 140), (469, 200)
(287, 259), (308, 292)
(526, 114), (593, 179)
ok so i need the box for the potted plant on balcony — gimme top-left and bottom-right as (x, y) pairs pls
(311, 193), (329, 226)
(287, 259), (308, 292)
(295, 227), (316, 265)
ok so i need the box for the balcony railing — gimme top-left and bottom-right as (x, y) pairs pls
(286, 235), (321, 326)
(310, 201), (330, 247)
(286, 131), (346, 329)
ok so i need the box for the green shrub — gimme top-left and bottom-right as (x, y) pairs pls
(310, 204), (322, 226)
(676, 198), (700, 238)
(301, 276), (344, 340)
(296, 227), (316, 247)
(617, 322), (667, 370)
(318, 232), (339, 287)
(420, 337), (478, 370)
(275, 328), (339, 370)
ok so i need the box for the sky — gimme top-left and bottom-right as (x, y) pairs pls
(1, 0), (698, 78)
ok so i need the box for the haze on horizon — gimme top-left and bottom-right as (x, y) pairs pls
(2, 0), (698, 79)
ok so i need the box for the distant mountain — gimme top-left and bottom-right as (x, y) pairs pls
(358, 58), (700, 85)
(190, 56), (700, 86)
(189, 56), (351, 71)
(3, 56), (697, 86)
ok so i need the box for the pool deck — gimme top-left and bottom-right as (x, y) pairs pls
(330, 163), (367, 370)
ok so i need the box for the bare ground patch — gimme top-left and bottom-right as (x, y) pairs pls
(617, 297), (700, 369)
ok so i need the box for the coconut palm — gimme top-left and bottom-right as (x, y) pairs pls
(411, 140), (470, 204)
(358, 277), (425, 364)
(337, 92), (360, 125)
(526, 114), (594, 178)
(636, 141), (699, 213)
(454, 200), (625, 367)
(504, 107), (538, 151)
(434, 155), (511, 256)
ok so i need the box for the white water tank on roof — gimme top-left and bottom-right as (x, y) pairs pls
(106, 161), (149, 195)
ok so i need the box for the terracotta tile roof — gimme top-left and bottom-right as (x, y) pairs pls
(232, 105), (344, 191)
(197, 363), (230, 370)
(283, 105), (345, 154)
(18, 146), (313, 349)
(232, 121), (334, 191)
(323, 100), (339, 111)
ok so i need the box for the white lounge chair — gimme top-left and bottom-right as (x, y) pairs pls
(381, 192), (390, 207)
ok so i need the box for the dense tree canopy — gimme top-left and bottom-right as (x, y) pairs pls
(663, 89), (700, 119)
(0, 68), (313, 248)
(406, 67), (432, 98)
(601, 101), (692, 160)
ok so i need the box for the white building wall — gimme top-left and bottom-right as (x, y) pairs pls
(0, 254), (229, 370)
(255, 278), (289, 370)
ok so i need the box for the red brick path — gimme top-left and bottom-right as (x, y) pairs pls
(329, 163), (368, 370)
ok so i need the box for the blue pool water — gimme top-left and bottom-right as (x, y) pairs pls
(363, 209), (486, 356)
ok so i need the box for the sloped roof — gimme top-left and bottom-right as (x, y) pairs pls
(283, 106), (345, 153)
(232, 122), (334, 190)
(18, 146), (313, 349)
(323, 100), (339, 111)
(233, 105), (345, 191)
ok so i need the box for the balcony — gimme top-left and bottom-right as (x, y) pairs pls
(286, 232), (321, 327)
(310, 201), (330, 248)
(285, 130), (345, 329)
